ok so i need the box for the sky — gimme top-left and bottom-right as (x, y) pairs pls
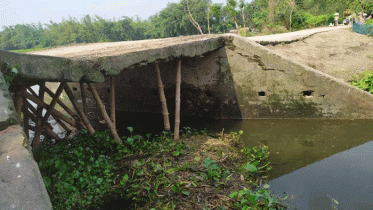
(0, 0), (227, 29)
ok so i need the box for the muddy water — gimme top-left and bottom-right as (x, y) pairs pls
(210, 119), (373, 210)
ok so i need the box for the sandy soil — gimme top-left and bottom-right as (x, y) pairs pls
(266, 28), (373, 82)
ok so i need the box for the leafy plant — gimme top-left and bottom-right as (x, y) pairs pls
(351, 70), (373, 94)
(1, 63), (19, 89)
(229, 185), (287, 209)
(35, 130), (119, 209)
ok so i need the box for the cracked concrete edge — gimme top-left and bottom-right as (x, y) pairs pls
(0, 37), (225, 83)
(224, 34), (373, 118)
(0, 72), (52, 209)
(98, 37), (226, 75)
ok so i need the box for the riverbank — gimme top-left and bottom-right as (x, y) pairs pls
(34, 128), (287, 209)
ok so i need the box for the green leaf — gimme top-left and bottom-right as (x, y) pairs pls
(182, 191), (190, 196)
(96, 178), (103, 185)
(229, 191), (238, 198)
(171, 185), (179, 193)
(123, 174), (129, 181)
(43, 177), (51, 188)
(127, 127), (133, 133)
(262, 184), (270, 189)
(333, 199), (339, 205)
(244, 163), (257, 173)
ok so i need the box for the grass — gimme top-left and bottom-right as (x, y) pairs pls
(351, 70), (373, 94)
(35, 128), (287, 210)
(10, 46), (49, 53)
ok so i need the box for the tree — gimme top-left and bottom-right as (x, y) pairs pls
(225, 0), (240, 32)
(183, 0), (204, 34)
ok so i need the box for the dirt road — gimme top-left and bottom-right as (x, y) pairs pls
(247, 26), (349, 44)
(266, 27), (373, 82)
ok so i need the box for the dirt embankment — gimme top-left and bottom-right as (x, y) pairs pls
(266, 28), (373, 82)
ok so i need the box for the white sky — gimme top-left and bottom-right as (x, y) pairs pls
(0, 0), (228, 29)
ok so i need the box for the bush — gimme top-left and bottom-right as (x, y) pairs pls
(303, 12), (334, 27)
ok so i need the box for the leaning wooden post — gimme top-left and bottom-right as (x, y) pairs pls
(80, 83), (88, 115)
(64, 84), (95, 134)
(110, 77), (116, 129)
(33, 82), (46, 148)
(22, 88), (29, 139)
(174, 59), (182, 140)
(40, 82), (67, 130)
(88, 83), (122, 144)
(155, 63), (170, 131)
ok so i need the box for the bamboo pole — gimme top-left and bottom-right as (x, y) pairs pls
(155, 63), (170, 131)
(33, 82), (45, 148)
(22, 88), (29, 139)
(45, 88), (80, 121)
(54, 116), (72, 134)
(88, 83), (122, 144)
(29, 124), (62, 141)
(24, 92), (78, 128)
(40, 82), (67, 130)
(24, 101), (54, 131)
(64, 84), (95, 134)
(80, 83), (88, 115)
(110, 77), (116, 129)
(35, 87), (85, 129)
(174, 59), (182, 140)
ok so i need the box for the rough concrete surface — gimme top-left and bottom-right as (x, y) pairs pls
(0, 72), (52, 209)
(0, 126), (52, 209)
(0, 71), (18, 131)
(226, 35), (373, 118)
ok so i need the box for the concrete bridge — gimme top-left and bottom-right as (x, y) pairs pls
(1, 30), (373, 209)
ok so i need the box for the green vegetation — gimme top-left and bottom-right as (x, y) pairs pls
(35, 128), (287, 209)
(1, 0), (371, 51)
(0, 62), (19, 89)
(351, 70), (373, 93)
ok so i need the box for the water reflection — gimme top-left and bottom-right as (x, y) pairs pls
(270, 141), (373, 210)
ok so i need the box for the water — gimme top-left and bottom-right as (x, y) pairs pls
(116, 115), (373, 210)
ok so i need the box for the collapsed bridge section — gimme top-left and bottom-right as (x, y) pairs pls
(2, 33), (373, 209)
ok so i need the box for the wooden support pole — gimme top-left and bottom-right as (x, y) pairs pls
(45, 87), (80, 121)
(24, 92), (78, 128)
(22, 88), (29, 139)
(54, 116), (72, 134)
(24, 101), (54, 131)
(40, 82), (67, 129)
(15, 89), (23, 125)
(29, 125), (62, 141)
(33, 82), (45, 148)
(110, 77), (116, 129)
(64, 84), (95, 134)
(80, 83), (88, 115)
(88, 83), (122, 144)
(174, 59), (182, 140)
(155, 63), (170, 131)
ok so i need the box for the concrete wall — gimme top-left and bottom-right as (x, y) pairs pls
(80, 35), (373, 119)
(0, 72), (52, 209)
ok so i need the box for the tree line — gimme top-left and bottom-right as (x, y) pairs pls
(1, 0), (372, 51)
